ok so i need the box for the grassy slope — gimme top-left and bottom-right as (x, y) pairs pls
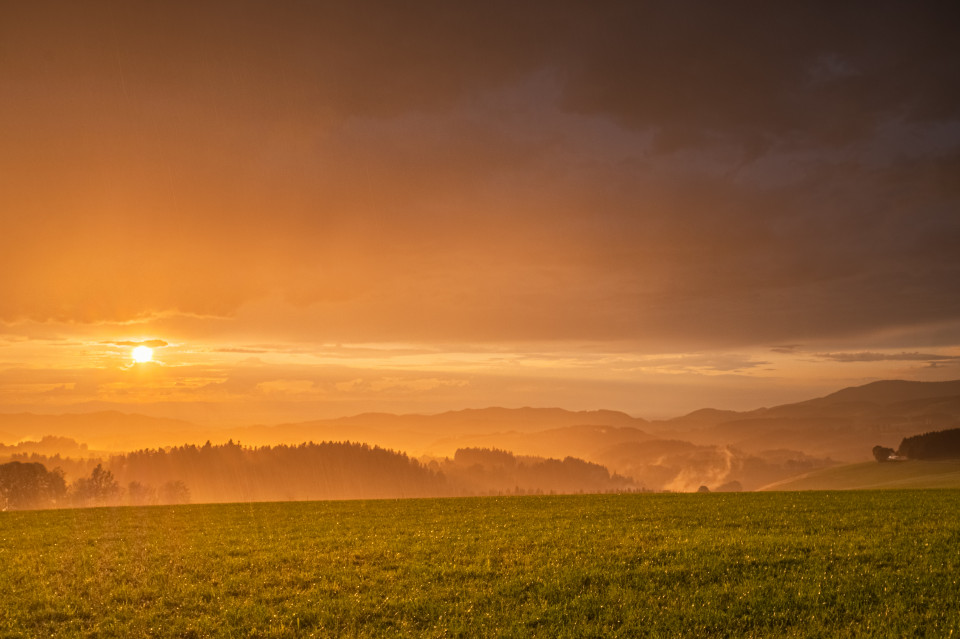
(2, 492), (960, 637)
(760, 459), (960, 491)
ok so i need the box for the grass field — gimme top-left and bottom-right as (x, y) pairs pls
(761, 460), (960, 491)
(2, 492), (959, 638)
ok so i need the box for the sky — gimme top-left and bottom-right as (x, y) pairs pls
(1, 1), (959, 425)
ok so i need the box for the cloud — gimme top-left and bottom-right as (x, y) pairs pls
(556, 4), (960, 151)
(333, 377), (470, 394)
(368, 377), (470, 393)
(214, 347), (269, 354)
(815, 352), (960, 363)
(624, 353), (771, 374)
(104, 340), (169, 349)
(0, 2), (957, 355)
(770, 345), (802, 354)
(255, 379), (317, 396)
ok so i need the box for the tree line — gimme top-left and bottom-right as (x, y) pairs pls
(897, 428), (960, 460)
(873, 427), (960, 462)
(1, 440), (641, 510)
(437, 447), (635, 495)
(0, 461), (189, 511)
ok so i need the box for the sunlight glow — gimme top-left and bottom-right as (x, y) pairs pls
(132, 346), (154, 363)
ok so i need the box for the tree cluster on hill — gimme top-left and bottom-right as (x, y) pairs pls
(0, 442), (446, 507)
(436, 447), (636, 495)
(107, 440), (447, 503)
(1, 453), (100, 483)
(0, 461), (66, 510)
(3, 439), (646, 507)
(897, 428), (960, 460)
(0, 436), (90, 457)
(872, 445), (897, 462)
(0, 461), (191, 510)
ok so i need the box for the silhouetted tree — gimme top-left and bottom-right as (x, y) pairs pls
(158, 480), (190, 504)
(454, 448), (517, 470)
(872, 445), (896, 462)
(104, 441), (449, 503)
(0, 461), (66, 510)
(898, 428), (960, 460)
(71, 463), (121, 506)
(127, 481), (157, 505)
(441, 448), (634, 495)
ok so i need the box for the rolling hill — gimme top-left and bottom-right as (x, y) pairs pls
(3, 379), (959, 492)
(759, 460), (960, 491)
(0, 411), (208, 451)
(652, 380), (960, 462)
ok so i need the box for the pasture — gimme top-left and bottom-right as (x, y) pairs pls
(1, 492), (959, 637)
(760, 459), (960, 491)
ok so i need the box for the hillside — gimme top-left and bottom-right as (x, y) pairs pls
(759, 460), (960, 491)
(654, 380), (960, 462)
(591, 440), (835, 492)
(804, 380), (960, 407)
(234, 408), (650, 457)
(3, 379), (960, 492)
(0, 411), (210, 451)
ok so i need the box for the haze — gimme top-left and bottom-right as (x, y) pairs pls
(2, 2), (959, 428)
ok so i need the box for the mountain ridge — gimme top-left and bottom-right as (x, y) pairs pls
(2, 379), (959, 491)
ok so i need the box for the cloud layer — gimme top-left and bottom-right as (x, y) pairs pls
(2, 2), (959, 351)
(0, 2), (958, 419)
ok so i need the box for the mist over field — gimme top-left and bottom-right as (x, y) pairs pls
(4, 379), (960, 510)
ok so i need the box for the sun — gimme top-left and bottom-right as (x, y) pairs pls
(132, 345), (153, 363)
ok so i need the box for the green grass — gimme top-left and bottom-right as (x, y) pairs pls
(1, 492), (959, 637)
(761, 460), (960, 491)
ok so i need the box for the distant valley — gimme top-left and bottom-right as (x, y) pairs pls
(2, 379), (960, 494)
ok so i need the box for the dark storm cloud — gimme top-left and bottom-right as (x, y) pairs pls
(556, 2), (960, 150)
(0, 1), (958, 350)
(6, 2), (957, 148)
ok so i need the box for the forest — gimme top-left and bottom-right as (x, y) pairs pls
(897, 428), (960, 460)
(0, 460), (190, 511)
(0, 440), (638, 510)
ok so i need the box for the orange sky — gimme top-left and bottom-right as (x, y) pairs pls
(1, 2), (958, 425)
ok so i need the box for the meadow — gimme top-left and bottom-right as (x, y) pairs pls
(1, 492), (958, 638)
(760, 460), (960, 491)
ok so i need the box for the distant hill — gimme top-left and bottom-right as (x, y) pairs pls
(591, 440), (835, 492)
(0, 412), (210, 451)
(804, 380), (960, 407)
(0, 436), (92, 458)
(0, 406), (653, 459)
(661, 408), (747, 428)
(234, 407), (651, 458)
(654, 380), (960, 462)
(422, 407), (645, 432)
(418, 424), (654, 460)
(3, 379), (960, 491)
(759, 460), (960, 491)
